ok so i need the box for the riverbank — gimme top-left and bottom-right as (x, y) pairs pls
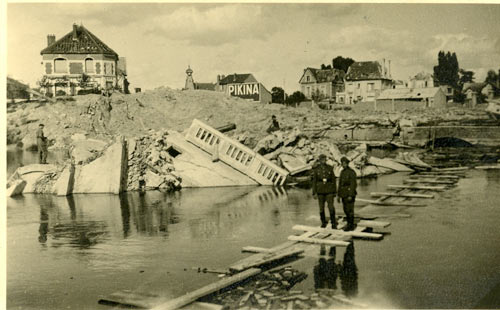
(7, 170), (500, 309)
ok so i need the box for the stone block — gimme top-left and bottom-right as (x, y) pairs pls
(6, 179), (26, 197)
(54, 164), (75, 196)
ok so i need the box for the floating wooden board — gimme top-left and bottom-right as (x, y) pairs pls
(475, 165), (500, 170)
(292, 225), (382, 239)
(151, 268), (261, 310)
(388, 184), (445, 191)
(370, 192), (434, 199)
(99, 290), (223, 309)
(287, 235), (350, 247)
(229, 248), (304, 273)
(403, 179), (456, 185)
(411, 174), (460, 179)
(367, 156), (414, 172)
(357, 219), (391, 228)
(431, 167), (469, 172)
(241, 246), (274, 254)
(357, 198), (427, 207)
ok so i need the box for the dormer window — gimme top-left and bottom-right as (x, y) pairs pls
(306, 76), (310, 82)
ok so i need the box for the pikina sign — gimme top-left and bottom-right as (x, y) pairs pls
(228, 83), (260, 101)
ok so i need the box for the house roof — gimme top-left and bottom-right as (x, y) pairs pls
(412, 72), (433, 81)
(195, 83), (216, 91)
(299, 67), (345, 84)
(40, 24), (118, 57)
(377, 87), (443, 100)
(219, 73), (256, 84)
(345, 61), (390, 81)
(463, 82), (486, 93)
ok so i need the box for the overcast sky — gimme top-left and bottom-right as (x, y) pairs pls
(6, 2), (500, 93)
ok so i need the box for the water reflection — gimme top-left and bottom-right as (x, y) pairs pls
(313, 242), (358, 297)
(35, 195), (109, 249)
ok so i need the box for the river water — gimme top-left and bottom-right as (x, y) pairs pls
(6, 149), (500, 309)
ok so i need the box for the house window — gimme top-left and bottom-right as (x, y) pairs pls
(306, 76), (310, 82)
(54, 58), (67, 73)
(104, 62), (113, 75)
(447, 87), (452, 94)
(367, 83), (374, 91)
(306, 87), (310, 96)
(85, 58), (94, 73)
(357, 83), (360, 89)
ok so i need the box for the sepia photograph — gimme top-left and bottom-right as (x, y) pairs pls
(3, 1), (500, 310)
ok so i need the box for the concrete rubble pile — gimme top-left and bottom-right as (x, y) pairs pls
(249, 128), (414, 179)
(126, 129), (182, 191)
(209, 266), (356, 310)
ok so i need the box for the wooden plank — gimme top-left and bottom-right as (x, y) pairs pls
(431, 167), (469, 172)
(151, 268), (261, 310)
(403, 179), (456, 185)
(370, 192), (434, 199)
(357, 220), (391, 228)
(287, 235), (350, 247)
(98, 290), (223, 309)
(367, 156), (414, 172)
(475, 165), (500, 170)
(356, 198), (427, 207)
(388, 184), (445, 191)
(411, 174), (460, 179)
(229, 248), (304, 273)
(292, 225), (382, 239)
(242, 246), (274, 254)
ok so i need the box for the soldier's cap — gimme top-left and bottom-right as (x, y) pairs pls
(39, 123), (44, 127)
(318, 154), (327, 160)
(341, 156), (350, 163)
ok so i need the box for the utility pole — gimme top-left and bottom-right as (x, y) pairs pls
(283, 78), (286, 104)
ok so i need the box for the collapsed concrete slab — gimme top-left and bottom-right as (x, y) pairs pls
(13, 164), (58, 193)
(54, 164), (75, 196)
(166, 131), (257, 187)
(6, 179), (26, 197)
(72, 140), (127, 194)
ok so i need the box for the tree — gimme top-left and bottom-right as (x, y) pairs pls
(485, 70), (499, 85)
(285, 91), (306, 106)
(458, 69), (475, 90)
(311, 89), (325, 103)
(271, 87), (286, 104)
(320, 64), (332, 70)
(332, 56), (355, 73)
(433, 51), (459, 88)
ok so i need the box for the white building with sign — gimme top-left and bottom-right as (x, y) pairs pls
(216, 73), (272, 104)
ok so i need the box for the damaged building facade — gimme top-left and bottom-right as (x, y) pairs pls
(40, 24), (127, 96)
(298, 67), (345, 102)
(216, 73), (272, 104)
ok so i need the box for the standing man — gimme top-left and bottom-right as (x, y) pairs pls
(337, 157), (357, 231)
(312, 154), (337, 228)
(36, 123), (48, 164)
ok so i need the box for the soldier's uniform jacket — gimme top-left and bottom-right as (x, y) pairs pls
(312, 163), (337, 195)
(36, 128), (46, 145)
(338, 166), (357, 198)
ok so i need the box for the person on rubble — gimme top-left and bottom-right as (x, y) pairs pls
(266, 115), (280, 134)
(337, 157), (357, 231)
(390, 119), (401, 142)
(36, 123), (48, 164)
(312, 154), (337, 228)
(98, 89), (113, 132)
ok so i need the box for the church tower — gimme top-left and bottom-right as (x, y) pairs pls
(185, 65), (195, 90)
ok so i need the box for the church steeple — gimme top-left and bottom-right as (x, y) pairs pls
(185, 65), (194, 90)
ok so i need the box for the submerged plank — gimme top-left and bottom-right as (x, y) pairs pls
(356, 198), (427, 207)
(370, 192), (434, 199)
(403, 179), (456, 185)
(431, 167), (469, 172)
(229, 248), (304, 273)
(241, 246), (274, 254)
(292, 225), (382, 239)
(151, 268), (261, 310)
(287, 235), (350, 247)
(357, 220), (391, 228)
(411, 174), (460, 179)
(388, 185), (445, 191)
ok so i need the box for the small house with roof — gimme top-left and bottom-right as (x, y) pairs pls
(40, 24), (126, 96)
(215, 73), (271, 104)
(409, 72), (434, 89)
(375, 87), (446, 111)
(298, 67), (345, 101)
(337, 59), (393, 104)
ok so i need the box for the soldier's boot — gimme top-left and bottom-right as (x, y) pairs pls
(320, 212), (327, 228)
(344, 216), (355, 231)
(329, 209), (338, 229)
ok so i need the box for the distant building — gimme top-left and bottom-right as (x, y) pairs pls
(337, 59), (393, 104)
(40, 24), (125, 96)
(376, 87), (446, 109)
(298, 67), (345, 101)
(463, 82), (487, 108)
(183, 66), (216, 91)
(408, 72), (434, 88)
(216, 73), (271, 104)
(392, 80), (408, 89)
